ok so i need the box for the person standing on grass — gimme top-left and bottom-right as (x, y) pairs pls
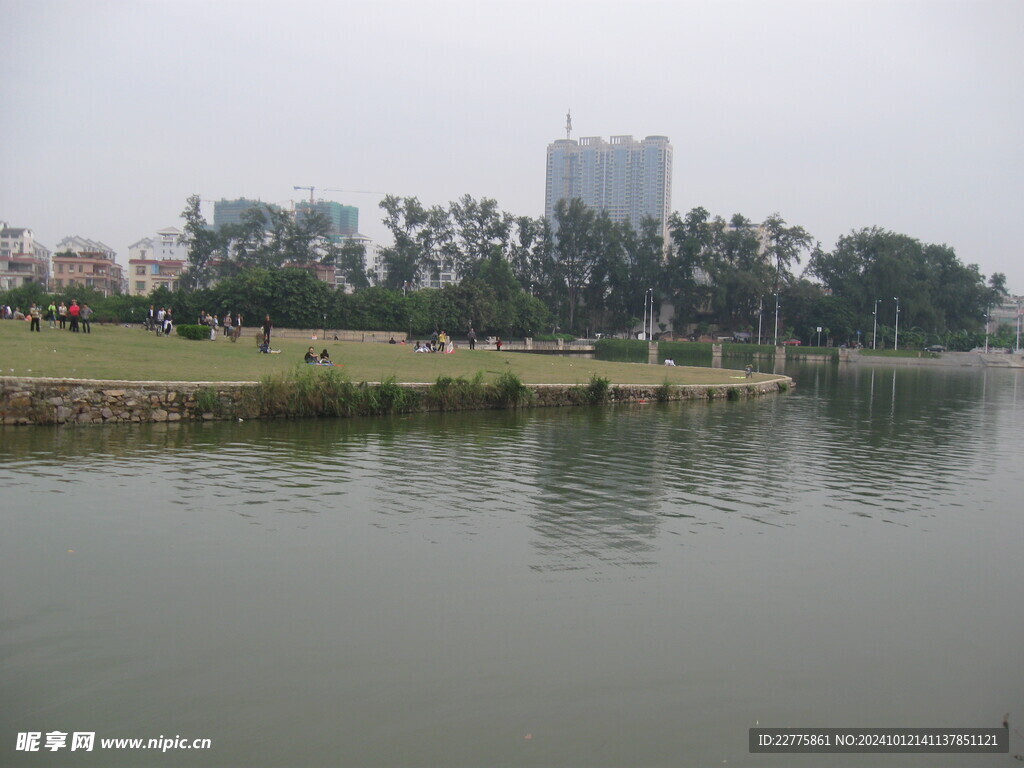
(261, 314), (273, 346)
(495, 336), (502, 352)
(232, 313), (243, 343)
(81, 304), (93, 334)
(68, 300), (81, 332)
(58, 301), (67, 329)
(47, 300), (57, 328)
(29, 303), (41, 332)
(468, 327), (476, 350)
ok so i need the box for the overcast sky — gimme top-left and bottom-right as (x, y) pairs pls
(3, 0), (1022, 292)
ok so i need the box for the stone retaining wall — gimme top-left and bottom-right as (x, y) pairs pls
(1, 376), (792, 427)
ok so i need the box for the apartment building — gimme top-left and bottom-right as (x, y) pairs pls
(128, 227), (187, 295)
(545, 134), (673, 244)
(0, 222), (51, 290)
(52, 236), (124, 296)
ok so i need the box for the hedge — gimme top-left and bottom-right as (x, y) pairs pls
(176, 324), (212, 341)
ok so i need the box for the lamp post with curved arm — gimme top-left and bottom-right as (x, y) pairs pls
(893, 297), (900, 351)
(872, 299), (880, 350)
(773, 293), (780, 347)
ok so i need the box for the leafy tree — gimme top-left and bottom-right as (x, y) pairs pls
(334, 239), (371, 291)
(449, 195), (512, 280)
(379, 195), (431, 289)
(179, 194), (222, 289)
(666, 207), (715, 330)
(760, 213), (813, 293)
(552, 198), (599, 332)
(807, 227), (994, 340)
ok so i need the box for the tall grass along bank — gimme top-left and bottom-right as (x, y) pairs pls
(1, 367), (791, 426)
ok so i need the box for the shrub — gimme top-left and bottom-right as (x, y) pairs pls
(586, 374), (611, 404)
(726, 387), (741, 401)
(488, 370), (532, 408)
(375, 376), (418, 414)
(778, 380), (790, 392)
(195, 387), (222, 415)
(656, 381), (673, 402)
(427, 372), (486, 411)
(176, 324), (210, 341)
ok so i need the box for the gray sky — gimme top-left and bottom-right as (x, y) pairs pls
(3, 0), (1022, 292)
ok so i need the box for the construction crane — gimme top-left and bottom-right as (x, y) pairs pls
(293, 186), (315, 204)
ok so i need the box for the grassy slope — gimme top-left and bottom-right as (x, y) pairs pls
(0, 322), (775, 386)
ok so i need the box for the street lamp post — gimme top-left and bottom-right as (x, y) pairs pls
(641, 290), (649, 340)
(1016, 299), (1021, 353)
(773, 293), (780, 347)
(757, 297), (763, 346)
(893, 297), (900, 351)
(872, 299), (880, 350)
(648, 288), (654, 341)
(984, 309), (990, 353)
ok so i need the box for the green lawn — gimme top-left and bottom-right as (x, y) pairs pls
(0, 322), (777, 386)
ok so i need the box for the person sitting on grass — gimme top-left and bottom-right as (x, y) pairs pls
(318, 349), (334, 366)
(305, 346), (319, 364)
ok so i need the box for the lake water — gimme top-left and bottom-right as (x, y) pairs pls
(2, 363), (1022, 767)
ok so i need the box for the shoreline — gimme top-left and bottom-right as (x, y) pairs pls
(1, 373), (793, 427)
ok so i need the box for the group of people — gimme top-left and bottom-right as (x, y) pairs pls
(20, 300), (93, 333)
(415, 329), (455, 353)
(197, 310), (243, 342)
(412, 327), (501, 353)
(304, 347), (335, 366)
(144, 306), (175, 336)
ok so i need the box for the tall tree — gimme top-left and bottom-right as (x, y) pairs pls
(379, 195), (429, 289)
(760, 213), (813, 293)
(666, 207), (714, 330)
(552, 198), (599, 332)
(179, 194), (222, 290)
(449, 195), (512, 280)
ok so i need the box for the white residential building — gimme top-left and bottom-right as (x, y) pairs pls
(127, 227), (188, 295)
(0, 222), (50, 290)
(545, 134), (673, 245)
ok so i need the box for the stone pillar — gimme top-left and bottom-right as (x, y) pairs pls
(648, 341), (659, 365)
(525, 337), (533, 350)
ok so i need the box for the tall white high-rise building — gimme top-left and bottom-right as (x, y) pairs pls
(545, 134), (673, 244)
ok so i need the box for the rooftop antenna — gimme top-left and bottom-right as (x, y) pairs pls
(566, 109), (572, 140)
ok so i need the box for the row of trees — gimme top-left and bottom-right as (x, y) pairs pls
(0, 268), (550, 340)
(366, 195), (1008, 346)
(6, 193), (1008, 347)
(179, 194), (371, 289)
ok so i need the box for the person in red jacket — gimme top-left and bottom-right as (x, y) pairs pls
(68, 300), (81, 332)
